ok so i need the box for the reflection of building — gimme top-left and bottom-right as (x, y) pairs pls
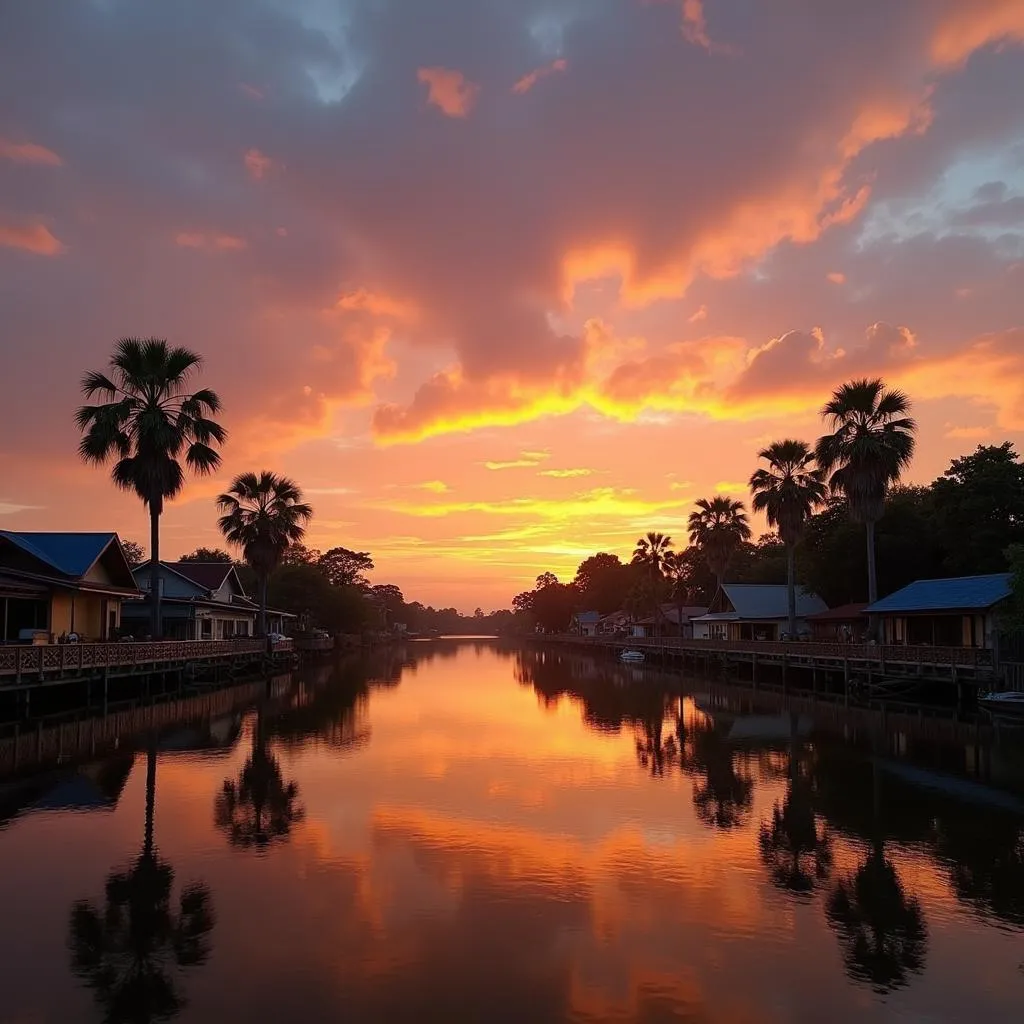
(0, 531), (139, 643)
(121, 561), (295, 639)
(691, 585), (827, 641)
(865, 574), (1011, 648)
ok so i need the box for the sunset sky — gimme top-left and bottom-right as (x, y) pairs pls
(2, 0), (1024, 610)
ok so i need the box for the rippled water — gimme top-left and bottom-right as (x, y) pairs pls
(1, 639), (1023, 1023)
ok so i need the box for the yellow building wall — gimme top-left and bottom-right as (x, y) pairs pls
(47, 592), (121, 639)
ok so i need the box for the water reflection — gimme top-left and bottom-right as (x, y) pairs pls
(215, 709), (303, 850)
(758, 742), (832, 896)
(69, 748), (215, 1022)
(0, 646), (1021, 1022)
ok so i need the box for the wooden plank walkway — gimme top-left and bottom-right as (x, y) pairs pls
(0, 638), (293, 685)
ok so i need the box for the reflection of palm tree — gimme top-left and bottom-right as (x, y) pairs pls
(759, 743), (831, 895)
(826, 764), (926, 993)
(69, 747), (215, 1023)
(687, 722), (753, 830)
(635, 712), (677, 778)
(215, 711), (303, 848)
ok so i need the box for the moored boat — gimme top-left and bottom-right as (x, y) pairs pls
(620, 649), (645, 663)
(979, 691), (1024, 720)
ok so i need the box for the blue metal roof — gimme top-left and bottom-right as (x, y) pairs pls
(865, 574), (1012, 614)
(574, 611), (601, 623)
(0, 531), (117, 578)
(720, 584), (827, 619)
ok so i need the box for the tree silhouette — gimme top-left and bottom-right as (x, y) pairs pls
(77, 339), (225, 637)
(69, 748), (214, 1023)
(825, 764), (927, 993)
(685, 719), (754, 830)
(815, 377), (916, 612)
(759, 742), (832, 895)
(215, 710), (303, 848)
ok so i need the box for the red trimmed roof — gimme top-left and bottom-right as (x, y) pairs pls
(806, 602), (868, 621)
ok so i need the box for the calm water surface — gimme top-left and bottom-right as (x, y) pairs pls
(1, 640), (1023, 1023)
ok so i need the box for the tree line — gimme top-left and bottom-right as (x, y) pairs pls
(514, 379), (1024, 636)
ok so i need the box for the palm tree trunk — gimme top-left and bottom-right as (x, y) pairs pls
(259, 573), (268, 638)
(144, 745), (156, 859)
(866, 519), (879, 640)
(786, 543), (797, 638)
(149, 504), (161, 639)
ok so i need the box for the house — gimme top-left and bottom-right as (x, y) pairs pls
(863, 574), (1012, 649)
(634, 604), (710, 639)
(572, 611), (601, 636)
(121, 561), (296, 640)
(598, 610), (632, 636)
(0, 531), (140, 643)
(691, 584), (828, 641)
(806, 602), (869, 641)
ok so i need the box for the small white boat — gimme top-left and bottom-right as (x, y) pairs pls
(979, 691), (1024, 719)
(620, 649), (645, 663)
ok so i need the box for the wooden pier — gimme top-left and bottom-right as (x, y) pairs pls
(542, 634), (1000, 697)
(0, 638), (295, 692)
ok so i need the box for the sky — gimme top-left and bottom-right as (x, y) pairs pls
(1, 0), (1024, 612)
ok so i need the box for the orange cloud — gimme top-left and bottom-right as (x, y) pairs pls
(174, 231), (246, 250)
(540, 468), (593, 479)
(0, 138), (62, 166)
(417, 67), (479, 118)
(0, 220), (65, 255)
(827, 271), (845, 284)
(931, 0), (1024, 67)
(244, 146), (273, 180)
(512, 58), (568, 94)
(336, 289), (419, 322)
(688, 304), (708, 323)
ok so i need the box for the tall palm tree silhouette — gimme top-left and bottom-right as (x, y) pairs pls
(687, 497), (752, 592)
(215, 708), (304, 848)
(69, 747), (215, 1023)
(749, 440), (826, 637)
(685, 717), (754, 830)
(77, 339), (225, 637)
(814, 378), (916, 614)
(825, 764), (927, 992)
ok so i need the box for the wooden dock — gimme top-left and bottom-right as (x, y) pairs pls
(542, 634), (999, 690)
(0, 638), (295, 690)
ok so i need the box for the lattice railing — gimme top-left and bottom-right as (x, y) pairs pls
(0, 638), (273, 678)
(561, 635), (993, 668)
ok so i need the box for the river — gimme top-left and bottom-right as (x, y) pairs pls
(0, 639), (1022, 1023)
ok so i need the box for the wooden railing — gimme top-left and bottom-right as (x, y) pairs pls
(554, 635), (994, 669)
(0, 638), (291, 680)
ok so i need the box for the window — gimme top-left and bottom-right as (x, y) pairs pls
(201, 618), (212, 639)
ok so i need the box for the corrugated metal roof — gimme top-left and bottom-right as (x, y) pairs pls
(574, 611), (601, 623)
(722, 584), (827, 619)
(865, 574), (1012, 614)
(170, 562), (235, 592)
(806, 602), (869, 621)
(0, 531), (116, 578)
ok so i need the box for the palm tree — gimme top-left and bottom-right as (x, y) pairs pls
(77, 339), (226, 638)
(662, 550), (690, 638)
(217, 472), (313, 636)
(631, 532), (673, 634)
(749, 440), (827, 637)
(687, 497), (752, 591)
(632, 531), (673, 575)
(69, 747), (215, 1022)
(815, 379), (916, 611)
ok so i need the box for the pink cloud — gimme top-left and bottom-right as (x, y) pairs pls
(0, 138), (62, 166)
(417, 67), (480, 118)
(244, 147), (273, 180)
(932, 0), (1024, 67)
(512, 59), (568, 95)
(0, 220), (64, 255)
(174, 231), (246, 250)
